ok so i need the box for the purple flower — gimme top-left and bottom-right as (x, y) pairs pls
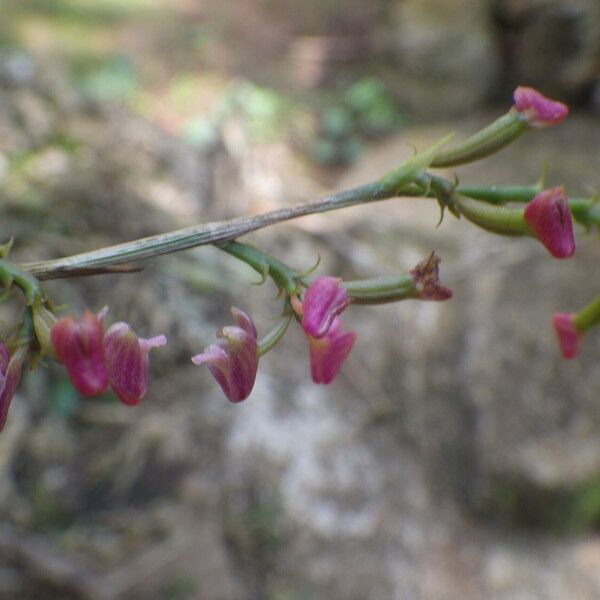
(410, 253), (453, 301)
(104, 323), (167, 406)
(301, 277), (350, 338)
(524, 186), (575, 258)
(51, 309), (109, 396)
(52, 308), (166, 403)
(192, 307), (258, 402)
(513, 86), (569, 128)
(307, 317), (356, 384)
(552, 313), (580, 359)
(299, 277), (355, 384)
(0, 344), (26, 432)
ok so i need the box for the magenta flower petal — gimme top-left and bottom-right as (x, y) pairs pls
(410, 253), (453, 301)
(552, 313), (581, 359)
(513, 86), (569, 128)
(0, 345), (25, 432)
(524, 186), (575, 258)
(51, 310), (109, 396)
(192, 308), (258, 403)
(308, 317), (356, 384)
(302, 277), (351, 338)
(104, 322), (166, 406)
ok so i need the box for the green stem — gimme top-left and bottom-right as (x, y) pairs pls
(430, 111), (528, 168)
(574, 295), (600, 332)
(454, 196), (531, 237)
(220, 241), (299, 295)
(343, 274), (418, 304)
(456, 184), (540, 204)
(257, 314), (292, 356)
(0, 259), (44, 305)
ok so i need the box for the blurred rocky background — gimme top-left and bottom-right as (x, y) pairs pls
(0, 0), (599, 599)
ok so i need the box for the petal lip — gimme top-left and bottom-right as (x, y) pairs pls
(51, 311), (109, 396)
(193, 309), (259, 403)
(302, 277), (350, 338)
(513, 86), (569, 127)
(0, 347), (26, 432)
(524, 186), (575, 259)
(308, 317), (356, 384)
(552, 312), (580, 359)
(104, 322), (166, 406)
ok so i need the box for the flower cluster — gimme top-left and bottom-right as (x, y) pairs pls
(51, 309), (166, 405)
(0, 84), (590, 433)
(194, 255), (455, 402)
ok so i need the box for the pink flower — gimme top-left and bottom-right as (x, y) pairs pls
(51, 309), (109, 396)
(410, 253), (453, 301)
(524, 186), (575, 258)
(551, 313), (581, 359)
(301, 276), (350, 338)
(0, 344), (26, 432)
(308, 318), (356, 384)
(51, 308), (166, 403)
(104, 323), (167, 406)
(300, 277), (355, 384)
(192, 307), (258, 402)
(513, 87), (569, 128)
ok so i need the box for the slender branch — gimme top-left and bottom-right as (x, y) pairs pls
(20, 181), (390, 280)
(16, 170), (600, 283)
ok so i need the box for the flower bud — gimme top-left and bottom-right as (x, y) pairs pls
(302, 277), (350, 338)
(192, 307), (259, 402)
(308, 318), (356, 384)
(513, 87), (569, 128)
(551, 313), (581, 359)
(524, 186), (575, 258)
(0, 344), (26, 431)
(32, 303), (58, 358)
(104, 323), (167, 406)
(51, 310), (109, 396)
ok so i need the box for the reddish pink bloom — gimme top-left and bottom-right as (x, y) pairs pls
(308, 318), (356, 384)
(552, 313), (581, 359)
(51, 309), (109, 396)
(524, 187), (575, 258)
(302, 277), (350, 338)
(300, 277), (355, 384)
(104, 323), (167, 406)
(0, 344), (26, 432)
(410, 253), (453, 301)
(192, 307), (258, 402)
(513, 87), (569, 128)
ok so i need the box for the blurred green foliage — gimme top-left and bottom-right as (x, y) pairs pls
(479, 475), (600, 533)
(309, 77), (407, 166)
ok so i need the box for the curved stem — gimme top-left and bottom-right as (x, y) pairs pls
(220, 241), (298, 295)
(430, 112), (527, 168)
(257, 313), (292, 356)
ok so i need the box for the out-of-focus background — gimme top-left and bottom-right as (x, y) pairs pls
(1, 0), (600, 598)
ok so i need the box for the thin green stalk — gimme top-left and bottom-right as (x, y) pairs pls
(430, 112), (527, 168)
(574, 295), (600, 332)
(220, 241), (298, 295)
